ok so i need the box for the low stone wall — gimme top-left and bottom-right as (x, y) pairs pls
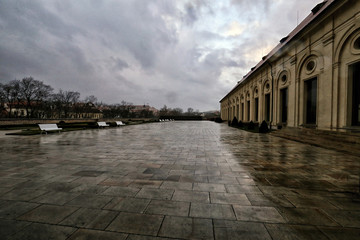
(0, 119), (97, 126)
(0, 118), (157, 126)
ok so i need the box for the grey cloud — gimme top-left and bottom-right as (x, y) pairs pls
(0, 0), (224, 110)
(166, 91), (178, 104)
(55, 43), (94, 74)
(184, 3), (198, 25)
(115, 75), (141, 91)
(0, 0), (81, 40)
(181, 0), (216, 26)
(0, 45), (43, 80)
(231, 0), (270, 12)
(198, 30), (227, 41)
(111, 57), (129, 71)
(0, 0), (316, 111)
(0, 0), (93, 82)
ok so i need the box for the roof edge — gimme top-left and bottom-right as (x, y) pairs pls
(220, 0), (337, 103)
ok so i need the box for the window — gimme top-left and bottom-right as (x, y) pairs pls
(280, 88), (288, 123)
(305, 78), (317, 124)
(354, 37), (360, 50)
(241, 103), (244, 121)
(265, 83), (270, 90)
(265, 94), (270, 122)
(305, 58), (317, 74)
(306, 60), (315, 72)
(351, 62), (360, 125)
(247, 100), (250, 121)
(254, 98), (259, 122)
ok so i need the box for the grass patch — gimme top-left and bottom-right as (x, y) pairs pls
(5, 127), (87, 135)
(6, 129), (42, 135)
(0, 125), (38, 131)
(2, 119), (158, 135)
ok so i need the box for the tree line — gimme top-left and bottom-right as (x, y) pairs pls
(0, 76), (209, 119)
(0, 77), (139, 119)
(158, 105), (200, 117)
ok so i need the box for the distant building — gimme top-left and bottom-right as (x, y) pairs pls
(4, 101), (103, 119)
(131, 105), (159, 117)
(201, 110), (220, 119)
(220, 0), (360, 130)
(5, 101), (36, 118)
(69, 102), (103, 119)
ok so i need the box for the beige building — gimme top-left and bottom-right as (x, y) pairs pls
(220, 0), (360, 130)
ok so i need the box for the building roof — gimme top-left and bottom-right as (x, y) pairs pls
(220, 0), (336, 103)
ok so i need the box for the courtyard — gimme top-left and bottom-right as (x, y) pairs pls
(0, 121), (359, 239)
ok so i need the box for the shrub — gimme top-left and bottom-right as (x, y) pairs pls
(248, 121), (255, 130)
(231, 117), (238, 126)
(238, 120), (243, 127)
(259, 120), (269, 133)
(214, 117), (223, 123)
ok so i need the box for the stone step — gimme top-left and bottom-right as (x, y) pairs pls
(270, 127), (360, 156)
(278, 128), (360, 143)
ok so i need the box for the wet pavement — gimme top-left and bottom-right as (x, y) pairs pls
(0, 121), (359, 240)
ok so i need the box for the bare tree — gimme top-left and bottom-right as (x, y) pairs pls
(18, 77), (53, 118)
(119, 101), (134, 118)
(33, 82), (53, 118)
(53, 90), (80, 118)
(186, 107), (194, 116)
(170, 108), (183, 116)
(1, 80), (21, 117)
(84, 95), (98, 105)
(159, 105), (169, 116)
(0, 83), (6, 116)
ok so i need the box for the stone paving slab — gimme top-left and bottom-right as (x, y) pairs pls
(158, 216), (213, 239)
(65, 194), (113, 208)
(110, 197), (150, 213)
(59, 208), (118, 229)
(213, 219), (272, 239)
(232, 205), (286, 223)
(190, 202), (236, 220)
(145, 199), (190, 216)
(107, 212), (163, 236)
(17, 204), (78, 224)
(0, 121), (360, 239)
(210, 192), (251, 205)
(7, 222), (77, 240)
(172, 190), (210, 203)
(265, 223), (329, 240)
(0, 219), (31, 238)
(136, 188), (174, 200)
(67, 229), (128, 240)
(0, 201), (40, 219)
(318, 226), (360, 240)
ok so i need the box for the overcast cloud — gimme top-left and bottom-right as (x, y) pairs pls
(0, 0), (317, 111)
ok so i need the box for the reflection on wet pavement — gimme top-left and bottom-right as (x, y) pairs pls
(0, 121), (359, 239)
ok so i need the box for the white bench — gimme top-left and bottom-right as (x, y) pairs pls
(38, 124), (62, 134)
(97, 121), (109, 128)
(115, 121), (125, 126)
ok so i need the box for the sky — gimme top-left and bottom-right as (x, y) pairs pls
(0, 0), (319, 111)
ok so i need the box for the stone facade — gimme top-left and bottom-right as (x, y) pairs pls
(220, 0), (360, 130)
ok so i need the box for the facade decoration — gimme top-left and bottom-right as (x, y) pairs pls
(220, 0), (360, 130)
